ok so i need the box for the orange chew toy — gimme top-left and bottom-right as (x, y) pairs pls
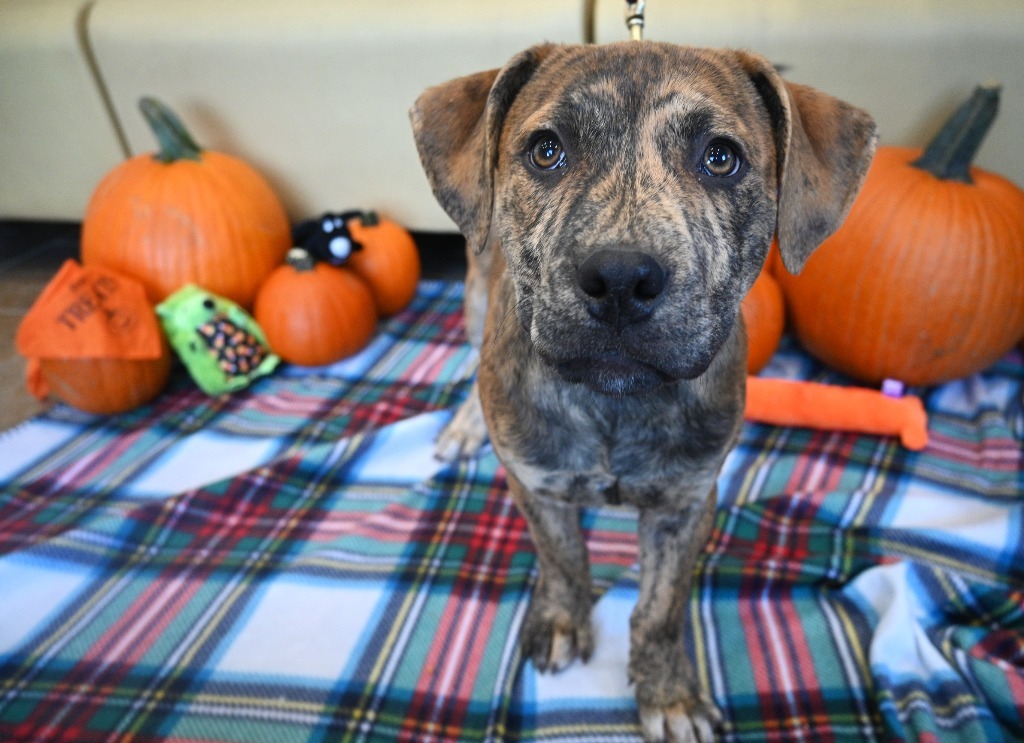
(744, 376), (929, 451)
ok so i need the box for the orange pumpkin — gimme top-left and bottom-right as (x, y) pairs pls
(82, 97), (291, 309)
(345, 211), (421, 316)
(254, 248), (378, 366)
(775, 85), (1024, 385)
(34, 338), (172, 415)
(741, 258), (786, 375)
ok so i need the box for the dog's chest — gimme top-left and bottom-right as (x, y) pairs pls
(497, 381), (736, 510)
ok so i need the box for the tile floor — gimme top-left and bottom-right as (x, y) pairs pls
(0, 219), (465, 434)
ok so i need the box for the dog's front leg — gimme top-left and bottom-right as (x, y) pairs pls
(631, 492), (720, 743)
(435, 377), (488, 461)
(435, 248), (492, 461)
(508, 473), (595, 673)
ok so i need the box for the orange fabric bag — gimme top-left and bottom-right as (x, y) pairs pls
(16, 260), (166, 401)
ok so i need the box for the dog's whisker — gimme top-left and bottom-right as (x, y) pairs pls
(491, 297), (524, 346)
(483, 257), (532, 345)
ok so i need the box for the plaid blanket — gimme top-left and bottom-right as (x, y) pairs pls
(1, 280), (1022, 742)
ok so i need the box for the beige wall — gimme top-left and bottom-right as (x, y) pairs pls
(2, 0), (1022, 229)
(0, 0), (127, 221)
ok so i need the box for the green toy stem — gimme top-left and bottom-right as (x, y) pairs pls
(911, 84), (1000, 184)
(139, 97), (204, 163)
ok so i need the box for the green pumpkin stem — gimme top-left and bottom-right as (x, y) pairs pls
(286, 247), (317, 271)
(139, 97), (203, 163)
(911, 84), (1000, 184)
(359, 210), (380, 227)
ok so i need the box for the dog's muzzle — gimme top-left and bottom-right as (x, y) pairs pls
(530, 248), (731, 396)
(533, 249), (684, 397)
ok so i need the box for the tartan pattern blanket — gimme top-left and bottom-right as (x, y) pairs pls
(1, 280), (1021, 742)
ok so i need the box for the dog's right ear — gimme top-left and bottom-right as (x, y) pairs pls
(411, 45), (555, 254)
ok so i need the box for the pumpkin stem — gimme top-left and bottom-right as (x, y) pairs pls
(139, 97), (203, 163)
(286, 247), (317, 271)
(911, 84), (1000, 184)
(359, 210), (380, 227)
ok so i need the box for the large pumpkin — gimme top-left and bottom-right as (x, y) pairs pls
(254, 248), (378, 366)
(775, 85), (1024, 385)
(82, 98), (291, 309)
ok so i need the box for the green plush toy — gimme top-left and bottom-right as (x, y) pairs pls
(157, 285), (279, 395)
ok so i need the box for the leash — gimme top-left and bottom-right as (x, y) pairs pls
(625, 0), (646, 40)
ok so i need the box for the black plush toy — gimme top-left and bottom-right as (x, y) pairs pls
(291, 211), (366, 265)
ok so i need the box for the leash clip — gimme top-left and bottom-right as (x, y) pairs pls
(625, 0), (646, 40)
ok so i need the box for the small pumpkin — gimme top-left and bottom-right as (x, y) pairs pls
(344, 211), (421, 316)
(775, 85), (1024, 385)
(82, 97), (291, 309)
(741, 253), (786, 374)
(254, 248), (378, 366)
(33, 339), (172, 415)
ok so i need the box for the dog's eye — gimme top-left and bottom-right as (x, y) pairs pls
(701, 140), (741, 178)
(528, 132), (566, 171)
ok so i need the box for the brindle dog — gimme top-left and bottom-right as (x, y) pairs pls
(411, 42), (876, 742)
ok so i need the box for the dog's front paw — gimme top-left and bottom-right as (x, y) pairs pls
(435, 388), (488, 461)
(520, 598), (594, 673)
(637, 696), (720, 743)
(631, 650), (721, 743)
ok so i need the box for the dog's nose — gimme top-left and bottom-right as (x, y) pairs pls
(577, 249), (666, 328)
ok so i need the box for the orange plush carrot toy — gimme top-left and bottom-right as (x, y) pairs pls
(744, 376), (929, 451)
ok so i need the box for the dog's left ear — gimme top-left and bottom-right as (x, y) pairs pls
(411, 45), (557, 254)
(737, 52), (878, 274)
